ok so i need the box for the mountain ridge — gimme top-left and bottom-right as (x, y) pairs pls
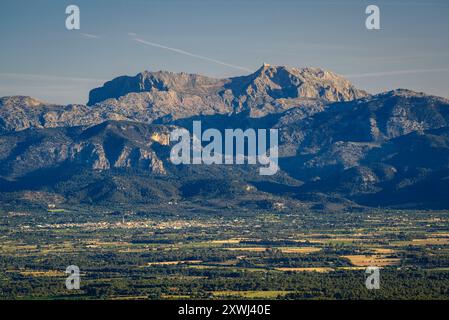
(1, 65), (448, 209)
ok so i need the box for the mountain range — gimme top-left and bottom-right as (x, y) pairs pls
(1, 64), (448, 209)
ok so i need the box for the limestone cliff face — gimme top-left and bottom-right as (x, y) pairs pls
(0, 65), (367, 134)
(150, 132), (170, 145)
(0, 96), (129, 135)
(0, 121), (171, 178)
(225, 65), (367, 116)
(86, 65), (368, 121)
(2, 67), (449, 208)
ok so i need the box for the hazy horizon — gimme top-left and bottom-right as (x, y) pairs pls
(1, 0), (449, 104)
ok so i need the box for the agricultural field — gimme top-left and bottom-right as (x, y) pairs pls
(1, 203), (449, 299)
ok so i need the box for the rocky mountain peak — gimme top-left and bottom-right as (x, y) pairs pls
(88, 66), (368, 109)
(0, 96), (46, 108)
(380, 88), (449, 102)
(1, 66), (449, 208)
(87, 70), (225, 106)
(226, 64), (368, 103)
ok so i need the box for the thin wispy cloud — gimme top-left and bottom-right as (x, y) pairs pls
(81, 33), (100, 39)
(130, 35), (251, 73)
(345, 67), (449, 79)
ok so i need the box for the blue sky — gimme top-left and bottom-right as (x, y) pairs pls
(0, 0), (448, 104)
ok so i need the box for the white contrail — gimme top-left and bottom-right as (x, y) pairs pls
(345, 67), (449, 78)
(133, 37), (252, 72)
(81, 33), (100, 39)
